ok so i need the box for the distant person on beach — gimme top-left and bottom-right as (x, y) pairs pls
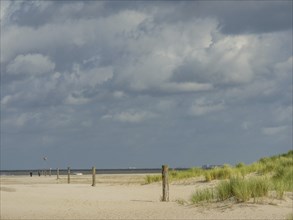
(38, 171), (41, 176)
(30, 172), (33, 177)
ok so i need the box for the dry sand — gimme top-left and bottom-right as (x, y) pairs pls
(1, 174), (292, 219)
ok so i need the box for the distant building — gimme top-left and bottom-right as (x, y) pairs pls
(202, 164), (223, 170)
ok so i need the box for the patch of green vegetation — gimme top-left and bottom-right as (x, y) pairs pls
(145, 167), (203, 184)
(145, 175), (161, 184)
(286, 213), (293, 220)
(191, 188), (214, 204)
(216, 180), (233, 201)
(204, 166), (236, 182)
(191, 176), (271, 204)
(189, 150), (293, 204)
(144, 149), (293, 203)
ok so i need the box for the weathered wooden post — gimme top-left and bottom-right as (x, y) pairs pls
(67, 167), (71, 184)
(92, 166), (96, 187)
(57, 168), (60, 180)
(162, 164), (169, 202)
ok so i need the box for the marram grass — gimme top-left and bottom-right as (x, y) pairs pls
(145, 150), (292, 185)
(191, 176), (271, 204)
(191, 188), (214, 204)
(144, 150), (293, 205)
(189, 150), (292, 204)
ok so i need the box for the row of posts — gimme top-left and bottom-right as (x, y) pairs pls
(59, 165), (169, 202)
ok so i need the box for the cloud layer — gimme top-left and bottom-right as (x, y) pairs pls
(1, 1), (292, 169)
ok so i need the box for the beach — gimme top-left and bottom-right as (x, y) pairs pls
(1, 174), (292, 219)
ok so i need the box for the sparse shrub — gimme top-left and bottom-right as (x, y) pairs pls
(204, 166), (234, 182)
(189, 150), (293, 204)
(250, 177), (270, 201)
(217, 167), (233, 179)
(273, 163), (293, 191)
(236, 162), (245, 168)
(145, 175), (161, 184)
(205, 171), (212, 182)
(273, 180), (285, 199)
(231, 177), (252, 202)
(145, 167), (205, 184)
(216, 180), (232, 201)
(191, 188), (214, 204)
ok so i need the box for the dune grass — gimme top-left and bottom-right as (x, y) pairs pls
(144, 150), (292, 205)
(145, 175), (162, 184)
(144, 150), (292, 204)
(191, 176), (271, 204)
(145, 150), (292, 203)
(145, 150), (293, 186)
(145, 167), (203, 183)
(190, 150), (292, 204)
(191, 188), (214, 204)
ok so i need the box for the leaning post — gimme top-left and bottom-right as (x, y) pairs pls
(162, 164), (169, 202)
(67, 167), (71, 184)
(92, 166), (96, 187)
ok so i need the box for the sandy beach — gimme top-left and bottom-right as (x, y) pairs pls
(1, 174), (292, 219)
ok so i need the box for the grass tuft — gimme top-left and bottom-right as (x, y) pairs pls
(216, 180), (232, 201)
(191, 188), (214, 204)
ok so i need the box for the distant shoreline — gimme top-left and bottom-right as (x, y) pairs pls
(0, 168), (190, 176)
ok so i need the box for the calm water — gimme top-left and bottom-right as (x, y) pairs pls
(0, 168), (188, 176)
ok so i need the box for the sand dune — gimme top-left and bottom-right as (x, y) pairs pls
(1, 174), (292, 219)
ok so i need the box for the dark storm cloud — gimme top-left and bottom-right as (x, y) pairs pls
(150, 1), (293, 34)
(214, 1), (293, 34)
(9, 1), (292, 35)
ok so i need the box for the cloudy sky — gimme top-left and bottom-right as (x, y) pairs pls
(1, 1), (292, 170)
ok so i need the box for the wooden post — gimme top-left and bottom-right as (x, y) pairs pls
(162, 165), (169, 202)
(57, 168), (60, 180)
(67, 167), (70, 184)
(92, 166), (96, 187)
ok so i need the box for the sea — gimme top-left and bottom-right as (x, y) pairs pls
(0, 168), (189, 176)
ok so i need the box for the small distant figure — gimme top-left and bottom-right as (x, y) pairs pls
(38, 171), (41, 176)
(30, 172), (33, 177)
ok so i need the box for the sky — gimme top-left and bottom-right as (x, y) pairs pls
(0, 0), (292, 170)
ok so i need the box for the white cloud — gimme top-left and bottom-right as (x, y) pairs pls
(274, 56), (293, 79)
(0, 1), (12, 22)
(113, 91), (126, 99)
(67, 64), (113, 88)
(1, 95), (14, 106)
(1, 10), (148, 63)
(65, 93), (90, 105)
(7, 53), (55, 75)
(102, 110), (156, 123)
(113, 18), (217, 92)
(161, 82), (213, 93)
(190, 98), (225, 116)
